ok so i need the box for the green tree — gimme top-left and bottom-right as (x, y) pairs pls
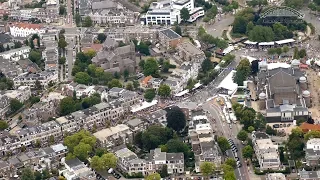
(75, 13), (81, 26)
(6, 44), (9, 51)
(21, 168), (35, 180)
(133, 80), (140, 89)
(225, 158), (236, 168)
(145, 173), (161, 180)
(285, 0), (303, 9)
(246, 21), (254, 35)
(49, 135), (55, 145)
(304, 130), (320, 140)
(200, 162), (215, 177)
(248, 0), (267, 8)
(201, 58), (213, 73)
(282, 45), (289, 54)
(59, 97), (76, 116)
(58, 38), (68, 49)
(158, 84), (171, 97)
(101, 153), (117, 169)
(166, 106), (186, 132)
(248, 126), (255, 133)
(107, 79), (122, 88)
(144, 88), (156, 102)
(186, 78), (197, 90)
(14, 41), (22, 49)
(180, 7), (190, 22)
(126, 82), (134, 91)
(34, 171), (42, 180)
(266, 125), (277, 136)
(73, 142), (92, 161)
(138, 125), (173, 150)
(248, 25), (275, 42)
(159, 164), (169, 178)
(59, 5), (66, 15)
(29, 50), (42, 66)
(58, 57), (66, 64)
(242, 145), (254, 159)
(143, 58), (159, 77)
(75, 72), (91, 85)
(174, 25), (182, 36)
(298, 49), (307, 58)
(123, 69), (129, 80)
(83, 16), (93, 27)
(10, 99), (23, 113)
(224, 171), (236, 180)
(233, 16), (248, 34)
(139, 60), (145, 70)
(217, 136), (230, 152)
(237, 130), (248, 141)
(0, 120), (8, 130)
(97, 33), (107, 43)
(90, 156), (104, 171)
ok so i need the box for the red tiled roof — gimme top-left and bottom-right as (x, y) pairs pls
(82, 44), (103, 53)
(142, 76), (152, 85)
(300, 122), (320, 132)
(12, 23), (42, 30)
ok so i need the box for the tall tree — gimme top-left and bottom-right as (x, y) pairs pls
(237, 130), (248, 141)
(143, 58), (159, 77)
(200, 162), (215, 177)
(73, 142), (93, 161)
(21, 168), (35, 180)
(10, 99), (23, 113)
(58, 38), (68, 49)
(158, 84), (171, 97)
(59, 97), (76, 116)
(174, 25), (182, 36)
(0, 120), (8, 130)
(97, 33), (107, 43)
(180, 7), (190, 22)
(83, 16), (93, 27)
(242, 145), (254, 159)
(166, 106), (186, 132)
(144, 88), (156, 102)
(217, 136), (230, 152)
(75, 72), (92, 85)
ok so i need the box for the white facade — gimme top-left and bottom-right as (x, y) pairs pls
(9, 24), (45, 37)
(306, 138), (320, 150)
(0, 46), (31, 61)
(89, 10), (135, 25)
(5, 86), (31, 102)
(13, 71), (58, 89)
(252, 132), (281, 170)
(145, 0), (203, 25)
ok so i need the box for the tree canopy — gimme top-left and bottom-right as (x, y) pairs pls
(143, 58), (159, 77)
(134, 125), (174, 151)
(144, 89), (156, 102)
(158, 84), (171, 97)
(217, 136), (231, 152)
(242, 145), (254, 159)
(10, 99), (23, 113)
(200, 162), (215, 176)
(97, 33), (107, 43)
(91, 153), (117, 171)
(83, 16), (93, 27)
(145, 173), (161, 180)
(248, 25), (275, 42)
(0, 120), (8, 130)
(180, 7), (190, 22)
(237, 130), (248, 141)
(166, 106), (186, 132)
(75, 72), (92, 85)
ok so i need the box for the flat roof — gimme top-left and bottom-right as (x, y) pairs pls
(275, 39), (295, 45)
(131, 100), (158, 113)
(258, 42), (275, 46)
(244, 40), (257, 45)
(93, 124), (130, 140)
(175, 89), (189, 97)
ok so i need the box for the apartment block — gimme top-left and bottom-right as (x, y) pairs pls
(93, 124), (133, 149)
(252, 131), (281, 170)
(306, 138), (320, 166)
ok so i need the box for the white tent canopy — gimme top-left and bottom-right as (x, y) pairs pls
(275, 39), (295, 45)
(175, 89), (189, 97)
(244, 40), (257, 45)
(259, 42), (275, 46)
(131, 100), (158, 113)
(218, 70), (238, 95)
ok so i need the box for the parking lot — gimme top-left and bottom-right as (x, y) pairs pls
(267, 122), (295, 135)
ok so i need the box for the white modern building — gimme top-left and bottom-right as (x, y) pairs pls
(9, 23), (45, 37)
(0, 46), (31, 61)
(143, 0), (204, 25)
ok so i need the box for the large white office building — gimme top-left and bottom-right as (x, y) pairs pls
(142, 0), (204, 25)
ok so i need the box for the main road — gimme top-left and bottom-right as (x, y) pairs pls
(181, 48), (252, 179)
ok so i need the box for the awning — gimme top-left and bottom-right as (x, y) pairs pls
(175, 89), (189, 97)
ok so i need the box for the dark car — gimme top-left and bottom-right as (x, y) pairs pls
(273, 124), (280, 128)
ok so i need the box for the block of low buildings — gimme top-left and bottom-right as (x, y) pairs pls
(0, 160), (10, 178)
(265, 173), (286, 180)
(146, 109), (167, 125)
(93, 124), (132, 149)
(306, 138), (320, 166)
(13, 70), (58, 89)
(251, 131), (280, 170)
(125, 118), (148, 137)
(176, 41), (206, 63)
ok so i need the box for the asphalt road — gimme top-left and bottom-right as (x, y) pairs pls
(66, 0), (74, 27)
